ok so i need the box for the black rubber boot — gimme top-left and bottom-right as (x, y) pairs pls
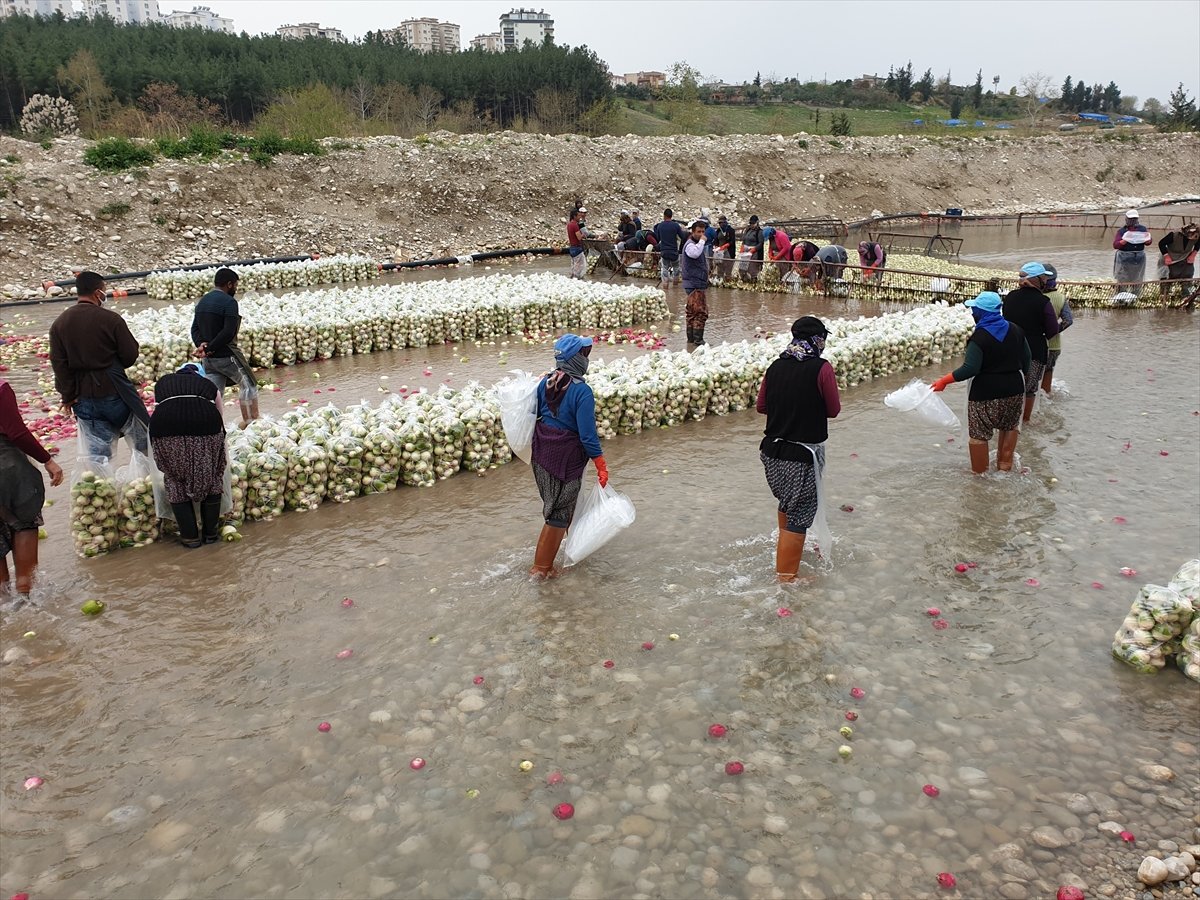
(686, 327), (696, 344)
(200, 494), (222, 544)
(172, 502), (201, 548)
(694, 328), (706, 346)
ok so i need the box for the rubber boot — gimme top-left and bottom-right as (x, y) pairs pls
(686, 327), (696, 344)
(529, 524), (567, 578)
(1022, 394), (1036, 423)
(172, 502), (202, 549)
(968, 439), (990, 474)
(693, 327), (706, 347)
(775, 528), (806, 583)
(996, 430), (1019, 472)
(200, 494), (222, 544)
(11, 527), (39, 596)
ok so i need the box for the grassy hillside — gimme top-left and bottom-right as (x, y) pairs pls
(618, 100), (1020, 137)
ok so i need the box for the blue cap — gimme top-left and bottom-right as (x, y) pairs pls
(762, 226), (775, 239)
(554, 333), (593, 362)
(965, 291), (1002, 312)
(1020, 262), (1048, 277)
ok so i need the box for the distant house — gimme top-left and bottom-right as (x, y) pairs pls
(161, 5), (233, 33)
(277, 22), (346, 42)
(623, 71), (665, 90)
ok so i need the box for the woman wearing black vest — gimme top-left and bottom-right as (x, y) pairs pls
(932, 292), (1031, 473)
(1000, 262), (1060, 423)
(756, 317), (841, 582)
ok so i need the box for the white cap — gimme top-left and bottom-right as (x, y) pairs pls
(577, 207), (587, 214)
(1125, 209), (1139, 218)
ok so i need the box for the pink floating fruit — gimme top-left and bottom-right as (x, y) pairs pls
(1159, 450), (1169, 457)
(1091, 582), (1104, 589)
(1112, 516), (1127, 525)
(1056, 887), (1085, 900)
(1024, 578), (1040, 587)
(317, 722), (331, 733)
(840, 504), (855, 512)
(845, 711), (858, 721)
(724, 761), (744, 776)
(546, 771), (564, 786)
(340, 597), (354, 608)
(641, 642), (655, 651)
(553, 802), (574, 820)
(1119, 567), (1137, 577)
(473, 676), (485, 685)
(1119, 830), (1135, 843)
(777, 607), (793, 618)
(937, 872), (957, 889)
(926, 607), (941, 617)
(409, 757), (426, 771)
(966, 562), (977, 569)
(23, 776), (44, 790)
(336, 649), (353, 660)
(923, 784), (940, 797)
(12, 893), (31, 900)
(932, 618), (949, 630)
(602, 660), (615, 669)
(954, 563), (968, 573)
(850, 687), (865, 700)
(708, 724), (727, 738)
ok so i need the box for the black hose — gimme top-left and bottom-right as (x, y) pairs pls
(45, 254), (315, 288)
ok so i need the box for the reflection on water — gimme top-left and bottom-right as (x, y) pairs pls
(2, 265), (1199, 900)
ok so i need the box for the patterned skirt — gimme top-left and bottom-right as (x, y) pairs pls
(151, 433), (227, 504)
(761, 449), (821, 533)
(967, 395), (1023, 441)
(532, 462), (582, 528)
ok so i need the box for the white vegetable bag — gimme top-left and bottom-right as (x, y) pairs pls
(563, 480), (637, 566)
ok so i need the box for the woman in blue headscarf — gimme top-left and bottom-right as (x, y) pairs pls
(932, 291), (1031, 474)
(528, 334), (609, 578)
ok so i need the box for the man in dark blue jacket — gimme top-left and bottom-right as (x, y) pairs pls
(191, 268), (259, 428)
(653, 209), (685, 289)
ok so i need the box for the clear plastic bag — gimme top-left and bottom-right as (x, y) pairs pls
(70, 454), (119, 558)
(563, 480), (637, 566)
(496, 370), (540, 465)
(883, 378), (961, 430)
(116, 449), (160, 548)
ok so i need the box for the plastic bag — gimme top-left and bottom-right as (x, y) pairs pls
(116, 449), (160, 548)
(70, 454), (119, 558)
(799, 441), (834, 567)
(562, 480), (637, 566)
(496, 370), (540, 465)
(1111, 582), (1194, 675)
(883, 379), (961, 430)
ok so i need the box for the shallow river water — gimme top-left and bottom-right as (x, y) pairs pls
(2, 261), (1199, 900)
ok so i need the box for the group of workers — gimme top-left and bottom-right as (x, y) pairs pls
(1112, 209), (1199, 301)
(0, 268), (262, 602)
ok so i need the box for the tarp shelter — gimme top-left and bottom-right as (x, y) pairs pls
(1116, 115), (1141, 123)
(940, 119), (963, 126)
(995, 123), (1014, 129)
(1078, 112), (1111, 123)
(912, 119), (925, 125)
(973, 120), (987, 127)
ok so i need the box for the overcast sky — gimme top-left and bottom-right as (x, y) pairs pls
(168, 0), (1200, 104)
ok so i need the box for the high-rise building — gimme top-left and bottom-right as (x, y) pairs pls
(160, 5), (232, 32)
(469, 32), (502, 52)
(385, 17), (460, 53)
(82, 0), (160, 24)
(499, 8), (553, 50)
(276, 21), (345, 42)
(0, 0), (74, 18)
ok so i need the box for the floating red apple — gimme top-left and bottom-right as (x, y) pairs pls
(923, 784), (940, 797)
(937, 872), (957, 889)
(1056, 887), (1085, 900)
(724, 761), (744, 776)
(317, 722), (331, 733)
(553, 802), (574, 820)
(708, 724), (727, 738)
(850, 687), (865, 700)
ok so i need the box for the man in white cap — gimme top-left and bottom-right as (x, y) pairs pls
(1001, 262), (1060, 423)
(1112, 209), (1152, 293)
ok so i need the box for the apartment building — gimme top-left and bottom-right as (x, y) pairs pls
(469, 32), (502, 52)
(82, 0), (159, 24)
(385, 17), (460, 53)
(0, 0), (74, 18)
(161, 5), (232, 32)
(276, 21), (346, 42)
(623, 71), (666, 89)
(498, 8), (553, 50)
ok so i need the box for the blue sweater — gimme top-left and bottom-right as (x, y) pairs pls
(537, 378), (603, 459)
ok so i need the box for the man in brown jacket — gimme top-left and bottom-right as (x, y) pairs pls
(48, 271), (148, 461)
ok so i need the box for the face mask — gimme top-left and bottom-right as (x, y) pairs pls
(97, 291), (108, 306)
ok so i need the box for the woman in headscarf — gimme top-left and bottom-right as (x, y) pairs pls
(149, 362), (227, 549)
(529, 334), (609, 578)
(0, 378), (64, 602)
(858, 240), (887, 283)
(932, 291), (1031, 474)
(756, 317), (840, 583)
